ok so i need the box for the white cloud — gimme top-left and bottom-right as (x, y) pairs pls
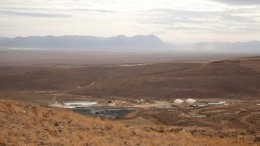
(0, 0), (260, 42)
(212, 0), (260, 5)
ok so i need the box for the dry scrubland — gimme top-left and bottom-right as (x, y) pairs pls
(0, 57), (259, 99)
(0, 99), (250, 146)
(0, 57), (259, 146)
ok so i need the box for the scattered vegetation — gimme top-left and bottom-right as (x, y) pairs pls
(0, 57), (259, 99)
(0, 99), (250, 146)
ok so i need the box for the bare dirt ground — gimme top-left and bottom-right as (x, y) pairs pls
(0, 99), (256, 146)
(9, 89), (259, 145)
(0, 56), (260, 145)
(0, 56), (259, 99)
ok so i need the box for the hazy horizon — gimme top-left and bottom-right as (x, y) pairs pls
(0, 34), (260, 44)
(0, 0), (259, 59)
(1, 0), (260, 43)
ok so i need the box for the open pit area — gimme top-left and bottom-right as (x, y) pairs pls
(46, 96), (260, 131)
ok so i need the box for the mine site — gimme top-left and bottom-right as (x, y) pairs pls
(1, 0), (260, 145)
(0, 55), (259, 145)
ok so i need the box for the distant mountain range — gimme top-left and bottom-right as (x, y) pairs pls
(0, 35), (164, 49)
(0, 35), (259, 54)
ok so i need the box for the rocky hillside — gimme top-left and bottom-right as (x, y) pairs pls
(0, 99), (251, 146)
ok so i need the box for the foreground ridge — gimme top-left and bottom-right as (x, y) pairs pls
(0, 99), (250, 146)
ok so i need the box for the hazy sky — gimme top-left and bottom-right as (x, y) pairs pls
(0, 0), (260, 42)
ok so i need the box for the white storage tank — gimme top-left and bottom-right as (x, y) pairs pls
(173, 99), (189, 107)
(186, 98), (200, 106)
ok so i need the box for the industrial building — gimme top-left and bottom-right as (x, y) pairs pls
(63, 101), (97, 108)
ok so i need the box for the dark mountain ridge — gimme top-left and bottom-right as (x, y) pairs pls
(0, 34), (164, 49)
